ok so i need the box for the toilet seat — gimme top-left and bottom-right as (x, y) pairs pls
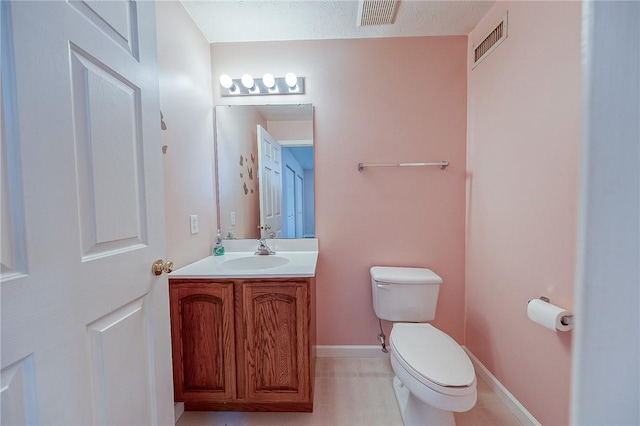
(390, 323), (475, 396)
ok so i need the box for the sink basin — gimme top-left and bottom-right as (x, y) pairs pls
(220, 256), (290, 271)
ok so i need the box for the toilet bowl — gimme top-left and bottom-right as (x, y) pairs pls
(370, 266), (477, 425)
(389, 323), (476, 426)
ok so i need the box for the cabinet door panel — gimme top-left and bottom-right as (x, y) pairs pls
(241, 282), (309, 402)
(170, 282), (235, 401)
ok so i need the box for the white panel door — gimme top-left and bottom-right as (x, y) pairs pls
(284, 166), (296, 238)
(295, 174), (304, 238)
(257, 125), (283, 238)
(0, 2), (173, 425)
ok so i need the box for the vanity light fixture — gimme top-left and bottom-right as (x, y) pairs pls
(285, 72), (298, 89)
(219, 73), (305, 97)
(241, 74), (255, 89)
(219, 74), (236, 91)
(263, 73), (276, 89)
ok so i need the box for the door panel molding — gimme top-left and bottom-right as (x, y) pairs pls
(86, 295), (155, 425)
(69, 45), (148, 260)
(68, 0), (139, 60)
(0, 1), (28, 281)
(0, 354), (38, 425)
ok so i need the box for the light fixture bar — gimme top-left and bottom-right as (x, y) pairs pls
(219, 76), (305, 97)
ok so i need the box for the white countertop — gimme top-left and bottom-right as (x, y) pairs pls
(169, 239), (318, 279)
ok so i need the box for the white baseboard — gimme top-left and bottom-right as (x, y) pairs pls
(315, 345), (389, 358)
(174, 402), (185, 424)
(463, 347), (540, 426)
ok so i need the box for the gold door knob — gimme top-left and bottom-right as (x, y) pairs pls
(152, 259), (174, 276)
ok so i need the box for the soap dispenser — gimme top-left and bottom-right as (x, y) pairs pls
(213, 229), (225, 256)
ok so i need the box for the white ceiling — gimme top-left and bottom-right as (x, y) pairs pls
(180, 1), (496, 44)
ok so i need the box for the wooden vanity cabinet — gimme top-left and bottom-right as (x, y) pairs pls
(237, 281), (311, 405)
(169, 281), (236, 405)
(169, 278), (315, 412)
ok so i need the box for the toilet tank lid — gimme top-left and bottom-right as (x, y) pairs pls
(370, 266), (442, 285)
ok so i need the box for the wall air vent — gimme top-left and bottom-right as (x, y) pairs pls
(357, 0), (399, 27)
(472, 13), (508, 69)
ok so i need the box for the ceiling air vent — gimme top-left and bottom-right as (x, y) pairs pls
(472, 13), (508, 69)
(357, 0), (399, 27)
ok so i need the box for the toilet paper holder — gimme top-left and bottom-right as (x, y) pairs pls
(531, 296), (574, 326)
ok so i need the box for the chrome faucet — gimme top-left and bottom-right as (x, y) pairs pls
(255, 239), (275, 255)
(255, 225), (276, 255)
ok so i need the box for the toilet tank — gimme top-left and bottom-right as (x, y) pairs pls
(371, 266), (442, 322)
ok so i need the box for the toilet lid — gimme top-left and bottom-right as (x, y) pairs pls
(390, 323), (475, 388)
(370, 266), (442, 285)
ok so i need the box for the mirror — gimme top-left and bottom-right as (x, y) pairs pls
(215, 104), (314, 240)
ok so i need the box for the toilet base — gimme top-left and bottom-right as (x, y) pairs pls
(393, 376), (455, 426)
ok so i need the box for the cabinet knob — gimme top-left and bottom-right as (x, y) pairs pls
(152, 259), (174, 276)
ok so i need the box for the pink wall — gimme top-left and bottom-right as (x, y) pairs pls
(466, 2), (581, 425)
(156, 2), (216, 268)
(211, 37), (468, 345)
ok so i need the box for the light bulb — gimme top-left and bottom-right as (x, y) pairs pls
(219, 74), (234, 89)
(263, 73), (276, 88)
(241, 74), (255, 89)
(285, 72), (298, 88)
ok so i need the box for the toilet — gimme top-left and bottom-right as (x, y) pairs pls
(371, 266), (477, 426)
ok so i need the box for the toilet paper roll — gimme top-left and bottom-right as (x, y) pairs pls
(527, 298), (573, 332)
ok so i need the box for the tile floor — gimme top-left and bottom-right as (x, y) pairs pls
(176, 357), (523, 426)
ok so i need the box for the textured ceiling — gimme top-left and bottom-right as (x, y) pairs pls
(180, 1), (496, 43)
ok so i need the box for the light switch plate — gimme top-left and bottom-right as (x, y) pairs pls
(231, 211), (236, 226)
(190, 215), (199, 234)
